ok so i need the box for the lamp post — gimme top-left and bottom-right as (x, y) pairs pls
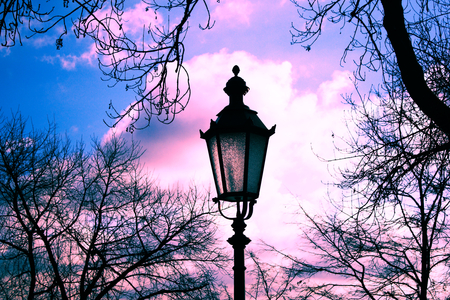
(200, 66), (275, 300)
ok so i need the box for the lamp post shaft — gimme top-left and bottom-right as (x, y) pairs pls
(228, 218), (251, 300)
(201, 66), (275, 300)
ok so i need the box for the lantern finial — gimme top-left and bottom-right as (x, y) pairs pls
(224, 65), (249, 100)
(232, 65), (240, 77)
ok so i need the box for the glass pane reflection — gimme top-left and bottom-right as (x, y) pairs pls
(207, 137), (224, 195)
(247, 133), (267, 194)
(219, 132), (246, 193)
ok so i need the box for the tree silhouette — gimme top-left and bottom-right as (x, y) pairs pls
(291, 0), (450, 138)
(252, 87), (450, 299)
(0, 112), (226, 299)
(239, 2), (450, 298)
(0, 0), (214, 129)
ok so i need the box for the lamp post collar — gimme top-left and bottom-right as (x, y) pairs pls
(223, 65), (250, 108)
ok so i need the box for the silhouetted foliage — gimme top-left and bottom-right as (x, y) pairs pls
(241, 2), (450, 298)
(291, 0), (450, 138)
(0, 0), (214, 129)
(251, 87), (450, 299)
(287, 88), (450, 299)
(0, 113), (226, 299)
(245, 250), (298, 300)
(245, 88), (450, 299)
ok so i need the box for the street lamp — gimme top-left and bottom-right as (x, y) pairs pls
(200, 66), (275, 300)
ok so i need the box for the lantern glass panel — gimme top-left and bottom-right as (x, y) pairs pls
(207, 136), (224, 195)
(247, 133), (268, 194)
(219, 132), (246, 193)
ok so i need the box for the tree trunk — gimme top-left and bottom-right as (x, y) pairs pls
(380, 0), (450, 137)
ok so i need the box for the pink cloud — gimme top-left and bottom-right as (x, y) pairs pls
(122, 2), (162, 36)
(101, 49), (354, 251)
(318, 70), (353, 106)
(212, 0), (255, 26)
(79, 43), (97, 65)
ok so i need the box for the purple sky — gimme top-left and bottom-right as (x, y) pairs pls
(1, 0), (371, 258)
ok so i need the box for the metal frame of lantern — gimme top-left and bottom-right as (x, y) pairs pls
(200, 66), (275, 300)
(200, 116), (275, 221)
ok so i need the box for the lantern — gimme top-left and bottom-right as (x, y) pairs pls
(200, 66), (275, 202)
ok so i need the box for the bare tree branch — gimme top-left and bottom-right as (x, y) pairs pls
(0, 112), (227, 299)
(0, 0), (215, 130)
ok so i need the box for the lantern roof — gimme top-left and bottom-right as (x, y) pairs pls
(201, 66), (274, 138)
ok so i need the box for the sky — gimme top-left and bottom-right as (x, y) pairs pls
(0, 0), (373, 272)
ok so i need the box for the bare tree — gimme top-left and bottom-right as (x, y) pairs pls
(258, 86), (450, 299)
(291, 0), (450, 138)
(0, 112), (226, 299)
(237, 2), (450, 298)
(244, 250), (298, 300)
(0, 0), (214, 129)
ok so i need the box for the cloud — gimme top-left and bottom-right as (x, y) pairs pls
(212, 0), (255, 26)
(32, 35), (55, 48)
(318, 70), (353, 106)
(40, 43), (97, 70)
(39, 1), (162, 70)
(0, 47), (11, 57)
(122, 1), (162, 36)
(101, 49), (354, 250)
